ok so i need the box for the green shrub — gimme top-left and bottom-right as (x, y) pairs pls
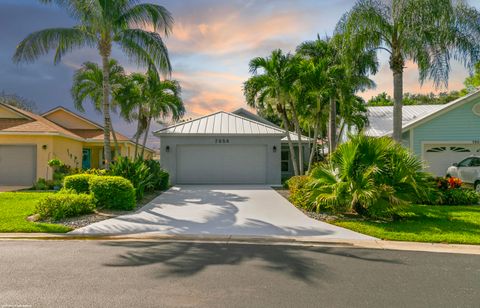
(64, 174), (96, 193)
(442, 189), (479, 205)
(144, 159), (170, 191)
(158, 170), (170, 191)
(110, 157), (153, 200)
(285, 176), (312, 209)
(309, 134), (430, 217)
(36, 193), (95, 220)
(83, 168), (108, 176)
(89, 176), (136, 210)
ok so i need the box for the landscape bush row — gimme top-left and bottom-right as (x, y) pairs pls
(35, 158), (170, 221)
(286, 135), (479, 218)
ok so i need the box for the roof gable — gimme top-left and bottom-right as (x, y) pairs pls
(0, 103), (32, 119)
(155, 111), (285, 136)
(42, 107), (102, 130)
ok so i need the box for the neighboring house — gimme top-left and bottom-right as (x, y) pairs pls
(155, 109), (310, 185)
(364, 90), (480, 176)
(0, 103), (154, 186)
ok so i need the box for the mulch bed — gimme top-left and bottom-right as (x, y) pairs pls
(272, 187), (362, 222)
(41, 190), (164, 229)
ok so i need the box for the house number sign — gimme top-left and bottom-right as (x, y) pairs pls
(215, 138), (230, 144)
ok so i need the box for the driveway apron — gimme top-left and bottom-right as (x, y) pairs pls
(70, 185), (374, 240)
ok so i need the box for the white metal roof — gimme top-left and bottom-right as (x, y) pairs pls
(365, 90), (480, 137)
(154, 111), (286, 136)
(232, 108), (311, 142)
(365, 105), (444, 136)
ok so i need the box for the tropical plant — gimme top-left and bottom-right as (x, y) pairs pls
(309, 134), (430, 217)
(337, 0), (480, 142)
(244, 49), (303, 175)
(109, 156), (154, 200)
(71, 59), (126, 155)
(117, 70), (184, 158)
(13, 0), (173, 169)
(296, 35), (377, 155)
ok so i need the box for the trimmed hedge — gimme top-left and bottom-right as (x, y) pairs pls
(36, 193), (95, 220)
(89, 176), (136, 210)
(64, 174), (96, 193)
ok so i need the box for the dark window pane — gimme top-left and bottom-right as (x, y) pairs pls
(281, 162), (289, 172)
(281, 151), (289, 160)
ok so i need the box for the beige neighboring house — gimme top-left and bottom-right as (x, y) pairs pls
(0, 103), (154, 186)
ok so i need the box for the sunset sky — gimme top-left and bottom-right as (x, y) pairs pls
(1, 0), (479, 148)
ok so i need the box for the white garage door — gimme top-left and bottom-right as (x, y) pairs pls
(177, 145), (267, 184)
(0, 145), (36, 186)
(424, 144), (478, 176)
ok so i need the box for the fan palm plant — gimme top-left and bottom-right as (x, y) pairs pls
(71, 59), (126, 155)
(13, 0), (173, 169)
(337, 0), (480, 141)
(309, 134), (429, 216)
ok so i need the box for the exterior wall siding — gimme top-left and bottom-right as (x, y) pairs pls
(412, 98), (480, 156)
(159, 135), (282, 185)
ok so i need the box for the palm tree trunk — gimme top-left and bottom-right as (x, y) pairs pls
(328, 97), (336, 154)
(291, 104), (303, 175)
(109, 121), (120, 158)
(100, 41), (112, 170)
(337, 120), (346, 145)
(308, 117), (320, 172)
(140, 116), (152, 159)
(392, 70), (403, 142)
(133, 115), (142, 159)
(280, 105), (299, 176)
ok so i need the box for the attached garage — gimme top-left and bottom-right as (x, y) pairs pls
(0, 145), (36, 186)
(423, 144), (478, 176)
(177, 144), (267, 184)
(155, 111), (284, 185)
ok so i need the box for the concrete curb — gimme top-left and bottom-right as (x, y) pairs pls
(0, 232), (479, 255)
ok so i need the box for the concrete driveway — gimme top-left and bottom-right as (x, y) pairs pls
(70, 185), (374, 240)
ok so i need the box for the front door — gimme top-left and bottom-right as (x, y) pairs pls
(82, 149), (91, 169)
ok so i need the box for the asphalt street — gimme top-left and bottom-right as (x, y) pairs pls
(0, 240), (479, 307)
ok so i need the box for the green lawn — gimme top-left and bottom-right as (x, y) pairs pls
(333, 205), (480, 245)
(0, 192), (71, 233)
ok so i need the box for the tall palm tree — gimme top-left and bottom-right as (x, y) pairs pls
(296, 35), (377, 153)
(13, 0), (173, 169)
(244, 49), (301, 176)
(337, 0), (480, 141)
(71, 59), (126, 156)
(117, 70), (184, 158)
(140, 71), (184, 158)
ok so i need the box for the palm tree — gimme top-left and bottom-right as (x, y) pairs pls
(13, 0), (173, 169)
(139, 71), (184, 158)
(71, 59), (126, 156)
(337, 0), (480, 142)
(244, 49), (301, 176)
(296, 35), (377, 153)
(117, 70), (184, 158)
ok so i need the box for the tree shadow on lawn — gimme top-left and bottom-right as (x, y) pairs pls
(101, 241), (403, 283)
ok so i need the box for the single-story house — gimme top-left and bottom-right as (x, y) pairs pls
(0, 103), (154, 186)
(155, 108), (310, 185)
(364, 90), (480, 176)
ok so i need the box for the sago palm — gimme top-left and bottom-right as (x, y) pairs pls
(13, 0), (173, 169)
(337, 0), (480, 141)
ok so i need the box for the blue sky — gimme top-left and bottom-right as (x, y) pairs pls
(1, 0), (479, 149)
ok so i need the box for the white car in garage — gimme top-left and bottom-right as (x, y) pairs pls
(445, 156), (480, 192)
